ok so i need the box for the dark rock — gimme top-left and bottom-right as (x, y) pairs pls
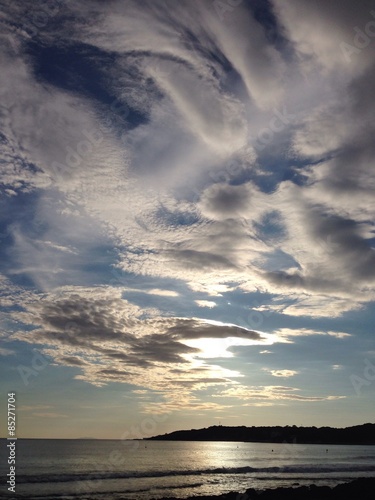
(332, 478), (375, 499)
(151, 478), (375, 500)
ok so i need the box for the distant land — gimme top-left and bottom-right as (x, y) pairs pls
(145, 423), (375, 445)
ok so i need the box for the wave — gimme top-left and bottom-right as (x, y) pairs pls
(0, 481), (206, 500)
(16, 464), (375, 485)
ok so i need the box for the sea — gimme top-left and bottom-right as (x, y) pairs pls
(1, 439), (375, 499)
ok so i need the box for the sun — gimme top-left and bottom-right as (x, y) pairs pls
(182, 336), (262, 359)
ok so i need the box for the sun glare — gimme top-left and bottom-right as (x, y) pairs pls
(183, 336), (262, 358)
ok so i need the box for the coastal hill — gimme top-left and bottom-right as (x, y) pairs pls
(145, 423), (375, 445)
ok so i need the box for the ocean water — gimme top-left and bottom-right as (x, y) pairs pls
(1, 439), (375, 499)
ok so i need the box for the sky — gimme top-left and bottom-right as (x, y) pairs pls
(0, 0), (375, 439)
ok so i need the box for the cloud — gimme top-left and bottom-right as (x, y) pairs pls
(18, 405), (52, 411)
(261, 295), (367, 319)
(195, 300), (217, 308)
(213, 384), (345, 403)
(0, 49), (102, 192)
(263, 369), (299, 378)
(198, 182), (254, 220)
(167, 318), (263, 341)
(272, 0), (375, 72)
(10, 287), (268, 408)
(31, 413), (68, 418)
(165, 248), (238, 272)
(146, 58), (248, 155)
(202, 0), (286, 108)
(8, 282), (350, 410)
(1, 0), (374, 427)
(273, 328), (351, 340)
(146, 289), (179, 297)
(0, 347), (16, 356)
(55, 356), (89, 367)
(1, 0), (373, 314)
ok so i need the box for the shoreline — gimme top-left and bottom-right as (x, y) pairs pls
(154, 478), (375, 500)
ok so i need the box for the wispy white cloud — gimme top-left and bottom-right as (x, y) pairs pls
(0, 347), (15, 356)
(213, 384), (345, 403)
(31, 412), (68, 418)
(332, 365), (344, 370)
(146, 289), (179, 297)
(195, 300), (217, 308)
(263, 368), (299, 378)
(273, 328), (352, 341)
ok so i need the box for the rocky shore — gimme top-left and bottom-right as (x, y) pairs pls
(154, 478), (375, 500)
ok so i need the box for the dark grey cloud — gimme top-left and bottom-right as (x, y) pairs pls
(97, 368), (131, 377)
(309, 213), (375, 282)
(13, 292), (264, 387)
(57, 356), (88, 367)
(199, 183), (252, 219)
(167, 318), (263, 341)
(166, 248), (238, 271)
(263, 270), (345, 294)
(169, 377), (229, 386)
(33, 296), (136, 344)
(90, 346), (152, 368)
(130, 333), (198, 364)
(201, 185), (250, 218)
(274, 0), (375, 209)
(170, 367), (212, 374)
(274, 0), (375, 34)
(20, 295), (198, 366)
